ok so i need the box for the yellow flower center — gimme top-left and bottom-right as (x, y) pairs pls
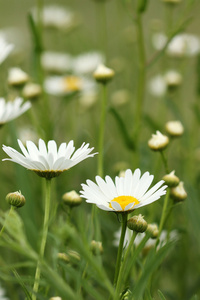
(109, 195), (139, 211)
(64, 76), (82, 92)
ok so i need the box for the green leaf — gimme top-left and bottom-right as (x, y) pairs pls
(109, 107), (135, 151)
(132, 241), (175, 299)
(158, 290), (167, 300)
(12, 269), (32, 300)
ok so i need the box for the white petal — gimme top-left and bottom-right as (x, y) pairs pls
(110, 201), (123, 211)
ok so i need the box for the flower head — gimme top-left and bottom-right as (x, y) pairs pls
(2, 139), (97, 179)
(0, 97), (31, 127)
(80, 169), (167, 213)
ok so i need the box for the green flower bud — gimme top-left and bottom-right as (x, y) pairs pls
(162, 170), (180, 187)
(6, 191), (26, 208)
(62, 190), (82, 207)
(127, 214), (148, 233)
(58, 250), (80, 263)
(90, 240), (103, 256)
(146, 224), (159, 239)
(170, 181), (187, 202)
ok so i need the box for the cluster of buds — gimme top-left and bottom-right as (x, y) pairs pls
(163, 171), (187, 202)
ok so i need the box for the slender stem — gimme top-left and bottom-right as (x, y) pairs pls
(157, 188), (170, 241)
(98, 83), (107, 177)
(160, 150), (169, 174)
(32, 179), (51, 300)
(133, 12), (146, 147)
(0, 206), (16, 237)
(113, 214), (128, 286)
(114, 231), (137, 299)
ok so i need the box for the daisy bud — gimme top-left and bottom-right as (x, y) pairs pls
(127, 214), (148, 233)
(62, 190), (82, 207)
(162, 170), (180, 187)
(49, 297), (62, 300)
(8, 67), (29, 88)
(93, 64), (115, 84)
(148, 131), (169, 151)
(58, 250), (80, 263)
(147, 224), (159, 239)
(90, 240), (103, 255)
(170, 181), (187, 202)
(164, 70), (182, 91)
(6, 191), (26, 208)
(22, 83), (42, 100)
(165, 120), (184, 137)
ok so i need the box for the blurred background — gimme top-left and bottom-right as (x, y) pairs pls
(0, 0), (200, 299)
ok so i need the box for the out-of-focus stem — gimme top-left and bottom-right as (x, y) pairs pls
(32, 179), (51, 300)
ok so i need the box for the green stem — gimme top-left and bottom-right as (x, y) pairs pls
(98, 83), (107, 177)
(160, 150), (169, 174)
(0, 206), (16, 237)
(157, 188), (170, 241)
(133, 12), (146, 146)
(113, 214), (128, 287)
(32, 179), (51, 300)
(114, 231), (137, 299)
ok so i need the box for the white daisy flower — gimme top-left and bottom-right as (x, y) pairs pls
(2, 139), (97, 179)
(0, 36), (14, 64)
(72, 52), (105, 75)
(41, 51), (73, 74)
(0, 97), (31, 127)
(32, 5), (77, 31)
(80, 169), (167, 212)
(44, 75), (96, 97)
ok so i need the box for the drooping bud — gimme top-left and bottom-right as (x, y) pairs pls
(146, 224), (159, 239)
(165, 120), (184, 137)
(93, 64), (115, 84)
(22, 83), (42, 100)
(170, 181), (187, 202)
(62, 190), (82, 207)
(162, 170), (180, 187)
(127, 214), (148, 233)
(8, 67), (29, 87)
(6, 191), (26, 208)
(148, 131), (169, 151)
(90, 240), (103, 255)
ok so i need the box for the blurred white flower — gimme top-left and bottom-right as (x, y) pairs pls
(148, 75), (167, 97)
(32, 5), (77, 31)
(149, 70), (182, 97)
(152, 32), (200, 57)
(18, 127), (38, 145)
(3, 139), (97, 179)
(80, 169), (167, 212)
(113, 227), (178, 250)
(72, 52), (105, 75)
(0, 97), (31, 126)
(0, 36), (14, 64)
(44, 75), (95, 97)
(0, 284), (9, 300)
(41, 51), (73, 74)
